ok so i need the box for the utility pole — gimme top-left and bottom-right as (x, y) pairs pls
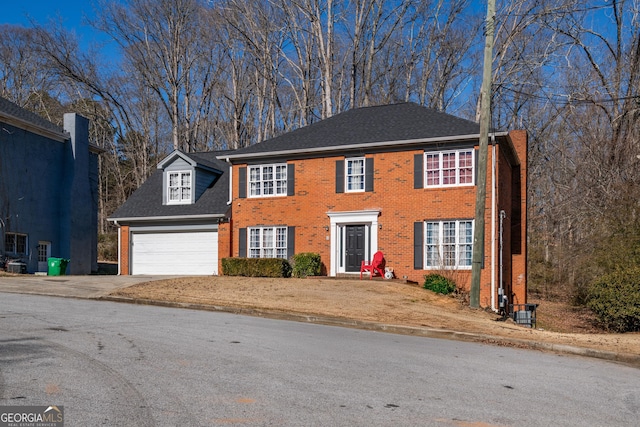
(470, 0), (496, 309)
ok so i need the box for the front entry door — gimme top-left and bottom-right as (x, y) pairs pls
(37, 241), (51, 273)
(345, 225), (365, 272)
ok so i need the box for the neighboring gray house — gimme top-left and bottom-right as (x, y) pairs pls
(108, 150), (231, 275)
(0, 97), (101, 274)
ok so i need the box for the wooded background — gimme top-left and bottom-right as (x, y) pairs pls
(1, 0), (639, 303)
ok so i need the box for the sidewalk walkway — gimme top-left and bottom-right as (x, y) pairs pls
(0, 274), (170, 299)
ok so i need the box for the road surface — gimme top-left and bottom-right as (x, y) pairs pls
(0, 293), (638, 426)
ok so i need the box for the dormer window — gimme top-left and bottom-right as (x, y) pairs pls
(168, 171), (192, 204)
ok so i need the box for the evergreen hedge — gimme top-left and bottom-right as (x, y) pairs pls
(221, 257), (292, 278)
(291, 252), (322, 278)
(586, 267), (640, 332)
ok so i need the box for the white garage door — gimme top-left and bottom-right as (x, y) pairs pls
(131, 231), (218, 275)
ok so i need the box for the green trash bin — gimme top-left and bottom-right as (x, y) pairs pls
(48, 258), (69, 276)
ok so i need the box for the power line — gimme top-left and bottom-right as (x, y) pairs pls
(497, 85), (640, 106)
(495, 3), (613, 19)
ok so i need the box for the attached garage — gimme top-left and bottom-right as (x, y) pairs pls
(108, 150), (230, 277)
(130, 228), (218, 275)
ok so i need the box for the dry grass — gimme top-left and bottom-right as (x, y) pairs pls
(109, 275), (640, 357)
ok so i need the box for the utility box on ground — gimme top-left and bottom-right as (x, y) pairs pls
(510, 303), (538, 328)
(7, 262), (26, 274)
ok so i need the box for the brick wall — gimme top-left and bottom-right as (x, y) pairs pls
(508, 130), (527, 305)
(119, 225), (130, 275)
(217, 220), (232, 274)
(230, 145), (510, 306)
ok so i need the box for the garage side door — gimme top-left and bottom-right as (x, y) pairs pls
(131, 231), (218, 275)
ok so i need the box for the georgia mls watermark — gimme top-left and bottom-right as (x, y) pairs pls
(0, 406), (63, 427)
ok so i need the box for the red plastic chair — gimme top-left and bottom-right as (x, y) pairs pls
(360, 251), (385, 280)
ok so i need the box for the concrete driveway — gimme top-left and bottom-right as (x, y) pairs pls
(0, 274), (167, 299)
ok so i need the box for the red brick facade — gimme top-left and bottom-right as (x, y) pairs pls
(222, 130), (527, 308)
(118, 225), (130, 276)
(116, 127), (527, 309)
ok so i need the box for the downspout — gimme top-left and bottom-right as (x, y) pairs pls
(225, 157), (233, 205)
(113, 220), (121, 276)
(499, 209), (506, 311)
(490, 135), (497, 311)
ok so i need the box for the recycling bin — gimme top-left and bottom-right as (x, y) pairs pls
(48, 258), (69, 276)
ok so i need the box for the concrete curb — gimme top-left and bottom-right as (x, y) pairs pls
(100, 295), (640, 368)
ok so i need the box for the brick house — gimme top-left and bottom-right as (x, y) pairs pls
(111, 103), (527, 309)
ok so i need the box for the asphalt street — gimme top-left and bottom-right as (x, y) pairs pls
(1, 292), (639, 426)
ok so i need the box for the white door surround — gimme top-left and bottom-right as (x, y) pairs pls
(327, 210), (380, 276)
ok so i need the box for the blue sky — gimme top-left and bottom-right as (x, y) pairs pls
(3, 0), (103, 46)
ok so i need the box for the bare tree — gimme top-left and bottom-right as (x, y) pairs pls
(92, 0), (222, 152)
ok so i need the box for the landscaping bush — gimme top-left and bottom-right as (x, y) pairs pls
(586, 267), (640, 332)
(423, 273), (457, 295)
(221, 257), (292, 278)
(98, 232), (118, 262)
(291, 252), (322, 278)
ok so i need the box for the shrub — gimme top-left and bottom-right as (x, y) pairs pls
(586, 267), (640, 332)
(98, 232), (118, 262)
(291, 253), (322, 278)
(221, 257), (292, 278)
(423, 273), (457, 295)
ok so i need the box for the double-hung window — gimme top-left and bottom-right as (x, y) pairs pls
(425, 220), (473, 268)
(424, 149), (474, 187)
(4, 232), (27, 256)
(249, 164), (287, 197)
(249, 226), (288, 259)
(346, 158), (365, 192)
(168, 171), (192, 204)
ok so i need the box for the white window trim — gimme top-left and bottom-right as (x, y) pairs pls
(248, 164), (288, 198)
(345, 157), (365, 193)
(5, 232), (28, 256)
(248, 226), (288, 259)
(167, 170), (192, 204)
(424, 220), (474, 269)
(424, 149), (475, 188)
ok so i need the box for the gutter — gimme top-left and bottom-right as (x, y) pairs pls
(218, 132), (510, 162)
(0, 112), (68, 142)
(108, 213), (227, 223)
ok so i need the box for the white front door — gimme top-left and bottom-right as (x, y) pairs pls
(37, 242), (51, 272)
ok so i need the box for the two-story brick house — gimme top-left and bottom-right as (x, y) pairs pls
(112, 102), (526, 309)
(218, 103), (527, 308)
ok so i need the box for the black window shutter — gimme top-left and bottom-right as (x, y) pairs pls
(365, 158), (374, 192)
(287, 226), (295, 259)
(239, 228), (247, 257)
(414, 154), (423, 189)
(287, 163), (295, 196)
(335, 160), (344, 193)
(414, 221), (423, 269)
(239, 167), (247, 198)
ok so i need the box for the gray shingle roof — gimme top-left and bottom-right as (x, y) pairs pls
(109, 151), (231, 221)
(227, 102), (480, 158)
(0, 96), (66, 135)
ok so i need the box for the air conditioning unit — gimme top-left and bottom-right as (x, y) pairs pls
(7, 262), (26, 274)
